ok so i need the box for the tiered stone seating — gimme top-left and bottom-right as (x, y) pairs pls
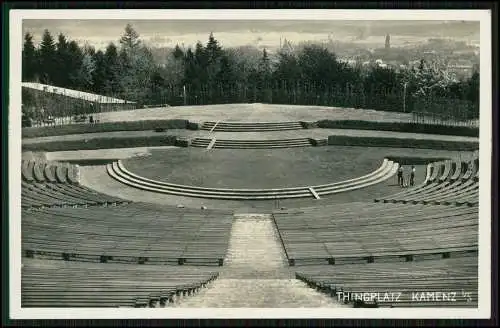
(107, 158), (398, 200)
(22, 160), (35, 182)
(295, 256), (478, 307)
(22, 203), (233, 266)
(375, 157), (479, 206)
(21, 160), (128, 208)
(191, 137), (313, 149)
(200, 121), (304, 132)
(272, 202), (478, 266)
(22, 259), (219, 307)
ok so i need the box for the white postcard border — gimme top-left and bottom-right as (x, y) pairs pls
(9, 9), (492, 320)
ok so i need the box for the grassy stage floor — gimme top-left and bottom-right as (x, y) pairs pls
(123, 146), (464, 190)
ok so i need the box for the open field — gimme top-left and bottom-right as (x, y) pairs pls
(62, 103), (417, 124)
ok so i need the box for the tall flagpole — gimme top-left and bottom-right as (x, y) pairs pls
(183, 85), (187, 106)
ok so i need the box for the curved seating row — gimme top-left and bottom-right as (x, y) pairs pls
(272, 201), (478, 266)
(22, 204), (233, 266)
(295, 256), (478, 307)
(200, 121), (304, 132)
(191, 137), (313, 149)
(22, 259), (219, 307)
(22, 160), (127, 208)
(22, 182), (127, 208)
(106, 158), (399, 200)
(22, 159), (79, 184)
(375, 157), (479, 206)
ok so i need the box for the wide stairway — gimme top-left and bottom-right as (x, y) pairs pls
(173, 214), (345, 307)
(201, 121), (304, 132)
(191, 137), (313, 149)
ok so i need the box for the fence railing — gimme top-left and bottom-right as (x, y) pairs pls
(22, 84), (479, 128)
(411, 111), (479, 127)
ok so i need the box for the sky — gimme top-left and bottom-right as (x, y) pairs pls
(22, 20), (480, 51)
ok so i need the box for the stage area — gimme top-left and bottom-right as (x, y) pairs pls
(123, 146), (465, 190)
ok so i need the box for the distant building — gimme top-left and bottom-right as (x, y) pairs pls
(338, 58), (357, 67)
(447, 64), (474, 78)
(385, 34), (391, 49)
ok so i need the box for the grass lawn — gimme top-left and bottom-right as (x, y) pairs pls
(123, 146), (465, 189)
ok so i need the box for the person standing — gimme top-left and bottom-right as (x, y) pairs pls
(397, 166), (404, 187)
(410, 165), (416, 187)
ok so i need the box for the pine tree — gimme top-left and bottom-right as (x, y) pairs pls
(206, 32), (222, 64)
(38, 29), (56, 84)
(257, 48), (272, 101)
(173, 44), (184, 60)
(22, 32), (38, 81)
(194, 41), (208, 86)
(77, 53), (95, 90)
(54, 33), (70, 86)
(194, 41), (206, 66)
(103, 43), (120, 94)
(205, 33), (224, 101)
(258, 48), (271, 74)
(119, 23), (141, 53)
(91, 50), (107, 93)
(66, 40), (84, 89)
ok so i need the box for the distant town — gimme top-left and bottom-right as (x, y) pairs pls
(219, 35), (478, 79)
(145, 34), (479, 80)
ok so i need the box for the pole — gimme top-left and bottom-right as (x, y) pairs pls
(183, 85), (187, 106)
(403, 82), (407, 113)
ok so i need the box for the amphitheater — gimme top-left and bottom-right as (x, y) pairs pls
(20, 103), (480, 308)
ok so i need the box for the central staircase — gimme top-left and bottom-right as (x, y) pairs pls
(201, 121), (304, 132)
(191, 137), (313, 149)
(172, 214), (345, 307)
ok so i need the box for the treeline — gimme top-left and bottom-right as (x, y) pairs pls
(22, 24), (479, 120)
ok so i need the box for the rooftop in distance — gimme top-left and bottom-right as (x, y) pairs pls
(22, 82), (136, 104)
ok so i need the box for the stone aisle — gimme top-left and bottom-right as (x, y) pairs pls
(173, 214), (346, 308)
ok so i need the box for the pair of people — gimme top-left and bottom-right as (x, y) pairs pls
(397, 165), (415, 187)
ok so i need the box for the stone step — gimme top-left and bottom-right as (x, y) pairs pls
(193, 138), (311, 143)
(201, 121), (304, 132)
(202, 125), (302, 129)
(201, 129), (303, 133)
(202, 121), (302, 126)
(211, 144), (312, 149)
(214, 140), (311, 145)
(202, 124), (302, 128)
(108, 163), (314, 199)
(190, 138), (313, 149)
